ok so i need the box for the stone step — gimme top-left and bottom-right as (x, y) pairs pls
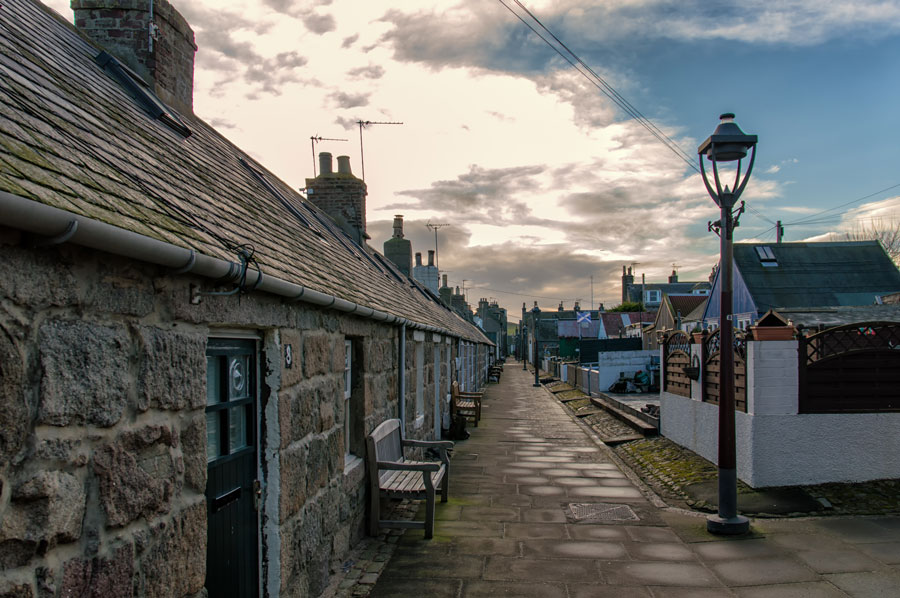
(590, 395), (658, 436)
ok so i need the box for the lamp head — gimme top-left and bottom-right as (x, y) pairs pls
(698, 113), (757, 162)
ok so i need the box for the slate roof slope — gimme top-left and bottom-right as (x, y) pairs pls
(776, 305), (900, 329)
(0, 0), (488, 343)
(667, 294), (707, 318)
(733, 241), (900, 311)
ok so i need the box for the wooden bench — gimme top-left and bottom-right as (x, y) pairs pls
(366, 419), (453, 539)
(451, 381), (482, 427)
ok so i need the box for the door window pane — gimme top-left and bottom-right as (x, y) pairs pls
(229, 405), (248, 452)
(206, 411), (220, 462)
(206, 356), (221, 406)
(228, 355), (250, 400)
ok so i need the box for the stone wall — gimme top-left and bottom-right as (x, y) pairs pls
(0, 232), (412, 598)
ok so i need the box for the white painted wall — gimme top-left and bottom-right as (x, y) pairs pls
(661, 339), (900, 487)
(593, 350), (656, 392)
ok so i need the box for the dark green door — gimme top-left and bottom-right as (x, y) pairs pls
(205, 339), (259, 598)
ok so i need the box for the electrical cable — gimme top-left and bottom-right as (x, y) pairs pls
(496, 0), (699, 173)
(784, 182), (900, 227)
(511, 0), (697, 168)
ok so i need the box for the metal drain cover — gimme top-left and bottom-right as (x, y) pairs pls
(568, 503), (639, 522)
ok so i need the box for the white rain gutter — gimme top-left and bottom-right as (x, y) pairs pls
(0, 190), (466, 338)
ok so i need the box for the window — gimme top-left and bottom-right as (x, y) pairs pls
(415, 339), (425, 426)
(645, 290), (661, 304)
(433, 339), (441, 440)
(205, 340), (256, 463)
(755, 246), (778, 267)
(344, 339), (352, 457)
(343, 338), (365, 466)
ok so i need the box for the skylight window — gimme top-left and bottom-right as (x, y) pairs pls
(95, 51), (191, 138)
(755, 246), (778, 267)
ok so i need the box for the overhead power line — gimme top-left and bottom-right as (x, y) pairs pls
(465, 284), (576, 302)
(785, 182), (900, 227)
(496, 0), (699, 173)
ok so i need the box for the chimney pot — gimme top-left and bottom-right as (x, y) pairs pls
(319, 152), (333, 175)
(392, 215), (404, 238)
(442, 274), (448, 287)
(415, 252), (422, 266)
(337, 155), (352, 174)
(427, 250), (435, 266)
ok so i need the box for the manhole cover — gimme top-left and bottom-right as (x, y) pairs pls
(568, 503), (639, 522)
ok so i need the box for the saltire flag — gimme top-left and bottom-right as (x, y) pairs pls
(577, 311), (591, 324)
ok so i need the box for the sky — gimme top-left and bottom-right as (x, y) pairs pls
(47, 0), (900, 317)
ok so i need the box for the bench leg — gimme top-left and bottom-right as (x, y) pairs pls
(369, 491), (381, 536)
(441, 472), (449, 503)
(425, 489), (435, 539)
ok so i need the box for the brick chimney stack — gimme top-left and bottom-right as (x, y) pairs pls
(72, 0), (197, 114)
(383, 215), (412, 276)
(305, 153), (368, 244)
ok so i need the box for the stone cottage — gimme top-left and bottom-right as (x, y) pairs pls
(0, 1), (492, 596)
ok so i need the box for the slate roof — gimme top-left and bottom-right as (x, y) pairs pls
(774, 305), (900, 329)
(668, 295), (707, 319)
(733, 241), (900, 311)
(0, 0), (489, 343)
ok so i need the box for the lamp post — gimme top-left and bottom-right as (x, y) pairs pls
(522, 303), (528, 370)
(532, 303), (541, 387)
(698, 113), (757, 535)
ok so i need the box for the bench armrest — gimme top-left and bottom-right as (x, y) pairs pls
(401, 439), (452, 465)
(402, 439), (454, 450)
(376, 460), (439, 473)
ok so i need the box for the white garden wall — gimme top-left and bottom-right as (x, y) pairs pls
(661, 339), (900, 487)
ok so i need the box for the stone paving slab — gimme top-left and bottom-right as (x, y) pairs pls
(340, 363), (900, 598)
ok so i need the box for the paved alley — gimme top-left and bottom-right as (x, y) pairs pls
(367, 363), (900, 598)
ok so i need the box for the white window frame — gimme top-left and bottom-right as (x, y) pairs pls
(415, 340), (425, 427)
(645, 289), (661, 304)
(343, 339), (353, 458)
(433, 338), (441, 440)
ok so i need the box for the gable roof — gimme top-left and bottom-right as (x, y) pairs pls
(668, 294), (708, 318)
(0, 0), (488, 343)
(733, 241), (900, 311)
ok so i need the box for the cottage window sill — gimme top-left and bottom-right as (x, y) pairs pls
(344, 454), (362, 476)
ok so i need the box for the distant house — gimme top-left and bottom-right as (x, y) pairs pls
(0, 1), (491, 596)
(476, 298), (508, 359)
(644, 294), (709, 350)
(703, 241), (900, 330)
(621, 266), (710, 310)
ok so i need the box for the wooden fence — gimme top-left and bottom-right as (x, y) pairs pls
(663, 329), (747, 412)
(701, 329), (747, 413)
(799, 322), (900, 413)
(663, 331), (691, 397)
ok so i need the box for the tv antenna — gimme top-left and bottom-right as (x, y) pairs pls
(425, 222), (450, 270)
(357, 120), (403, 181)
(310, 135), (347, 177)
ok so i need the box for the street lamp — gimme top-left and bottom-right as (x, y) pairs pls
(532, 303), (541, 387)
(522, 303), (528, 370)
(698, 113), (757, 535)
